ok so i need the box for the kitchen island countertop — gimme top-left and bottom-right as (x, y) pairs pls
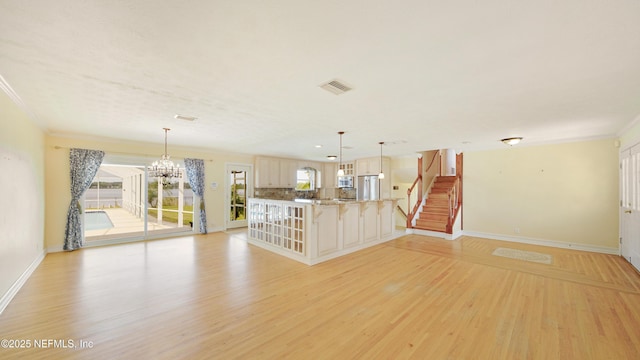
(247, 197), (401, 265)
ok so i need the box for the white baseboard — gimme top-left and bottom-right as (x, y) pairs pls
(248, 231), (405, 266)
(405, 228), (463, 240)
(0, 250), (46, 315)
(208, 225), (225, 233)
(310, 231), (404, 265)
(47, 244), (64, 253)
(247, 239), (310, 264)
(462, 231), (619, 255)
(47, 228), (215, 253)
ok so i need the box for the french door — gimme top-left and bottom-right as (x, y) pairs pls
(226, 163), (252, 229)
(84, 159), (194, 242)
(620, 144), (640, 271)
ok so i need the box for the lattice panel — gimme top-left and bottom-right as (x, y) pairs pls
(265, 203), (282, 246)
(283, 204), (305, 255)
(248, 199), (305, 256)
(248, 201), (265, 241)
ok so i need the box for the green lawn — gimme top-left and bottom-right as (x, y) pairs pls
(148, 205), (193, 226)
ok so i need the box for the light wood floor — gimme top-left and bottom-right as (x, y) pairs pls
(2, 231), (640, 359)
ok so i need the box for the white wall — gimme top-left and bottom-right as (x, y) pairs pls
(0, 90), (45, 309)
(391, 156), (419, 228)
(463, 139), (619, 251)
(444, 148), (456, 176)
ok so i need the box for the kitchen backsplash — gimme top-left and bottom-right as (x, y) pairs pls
(254, 188), (316, 200)
(254, 187), (356, 200)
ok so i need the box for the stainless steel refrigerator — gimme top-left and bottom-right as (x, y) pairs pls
(357, 175), (380, 201)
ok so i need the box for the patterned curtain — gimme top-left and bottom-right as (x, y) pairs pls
(184, 158), (208, 234)
(64, 148), (105, 251)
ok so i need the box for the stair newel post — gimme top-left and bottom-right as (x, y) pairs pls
(456, 180), (459, 210)
(406, 155), (424, 229)
(406, 188), (412, 228)
(417, 155), (423, 209)
(448, 190), (452, 225)
(455, 178), (459, 210)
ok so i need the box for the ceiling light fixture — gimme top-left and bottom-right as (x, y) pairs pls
(148, 128), (182, 185)
(378, 141), (385, 179)
(337, 131), (345, 176)
(501, 137), (523, 146)
(327, 155), (337, 160)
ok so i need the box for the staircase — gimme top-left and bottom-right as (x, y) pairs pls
(415, 176), (458, 232)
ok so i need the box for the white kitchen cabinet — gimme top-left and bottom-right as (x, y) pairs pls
(379, 200), (393, 238)
(314, 205), (340, 256)
(280, 159), (297, 188)
(355, 157), (391, 198)
(356, 157), (380, 176)
(322, 162), (337, 188)
(341, 203), (360, 248)
(361, 202), (379, 242)
(248, 198), (398, 265)
(255, 157), (281, 188)
(356, 157), (391, 177)
(339, 162), (355, 176)
(255, 157), (302, 188)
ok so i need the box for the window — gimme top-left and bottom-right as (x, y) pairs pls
(296, 167), (317, 191)
(83, 159), (194, 241)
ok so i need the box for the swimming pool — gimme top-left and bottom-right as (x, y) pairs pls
(85, 211), (114, 230)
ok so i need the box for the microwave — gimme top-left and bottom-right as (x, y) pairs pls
(337, 176), (354, 188)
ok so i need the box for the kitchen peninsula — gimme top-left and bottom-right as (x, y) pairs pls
(248, 198), (399, 265)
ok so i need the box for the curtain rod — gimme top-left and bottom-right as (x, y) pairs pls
(52, 145), (214, 162)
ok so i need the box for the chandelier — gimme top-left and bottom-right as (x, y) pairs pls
(148, 128), (182, 183)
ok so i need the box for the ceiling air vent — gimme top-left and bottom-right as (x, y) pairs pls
(320, 79), (353, 95)
(174, 114), (197, 121)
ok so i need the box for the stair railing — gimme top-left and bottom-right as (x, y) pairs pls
(446, 176), (461, 232)
(406, 151), (439, 228)
(396, 205), (407, 220)
(406, 168), (422, 228)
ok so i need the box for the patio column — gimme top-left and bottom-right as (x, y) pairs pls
(157, 179), (163, 224)
(178, 172), (184, 227)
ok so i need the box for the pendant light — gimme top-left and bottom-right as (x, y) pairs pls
(148, 128), (182, 185)
(378, 141), (385, 179)
(337, 131), (345, 176)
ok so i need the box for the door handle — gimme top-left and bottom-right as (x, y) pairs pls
(625, 210), (632, 214)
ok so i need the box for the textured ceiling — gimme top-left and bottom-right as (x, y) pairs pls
(1, 1), (640, 161)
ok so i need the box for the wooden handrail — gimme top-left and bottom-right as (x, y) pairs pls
(396, 205), (407, 219)
(406, 165), (422, 228)
(424, 150), (439, 175)
(407, 175), (421, 196)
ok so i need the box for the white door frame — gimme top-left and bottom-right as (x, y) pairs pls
(225, 163), (253, 229)
(620, 143), (640, 272)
